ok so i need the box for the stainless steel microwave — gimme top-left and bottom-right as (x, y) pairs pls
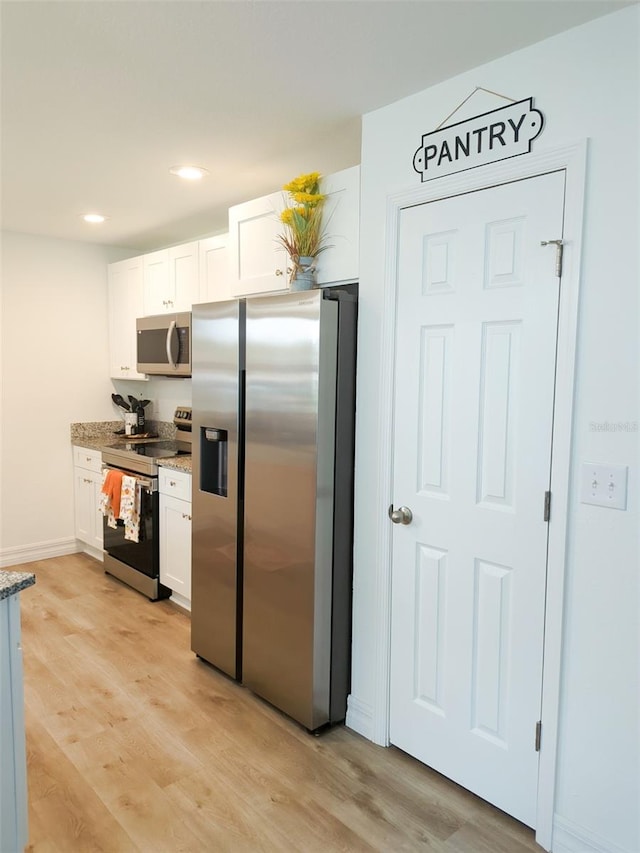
(136, 312), (191, 377)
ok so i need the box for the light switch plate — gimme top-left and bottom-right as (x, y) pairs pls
(580, 462), (628, 509)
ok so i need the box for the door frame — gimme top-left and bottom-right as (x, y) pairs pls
(373, 141), (587, 850)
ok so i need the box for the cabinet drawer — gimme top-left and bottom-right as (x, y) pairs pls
(159, 467), (192, 500)
(73, 446), (102, 473)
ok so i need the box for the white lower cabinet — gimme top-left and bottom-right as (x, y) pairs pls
(0, 593), (29, 853)
(159, 468), (192, 607)
(73, 447), (104, 556)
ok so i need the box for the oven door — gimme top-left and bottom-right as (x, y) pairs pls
(102, 469), (159, 579)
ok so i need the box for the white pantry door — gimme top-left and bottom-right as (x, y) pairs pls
(389, 171), (565, 828)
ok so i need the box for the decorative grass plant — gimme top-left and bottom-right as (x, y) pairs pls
(277, 172), (329, 280)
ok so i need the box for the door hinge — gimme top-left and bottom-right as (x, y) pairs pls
(540, 239), (564, 277)
(544, 491), (551, 522)
(535, 720), (542, 752)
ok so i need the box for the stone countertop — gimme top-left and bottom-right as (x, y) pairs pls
(0, 571), (35, 601)
(71, 421), (192, 475)
(158, 456), (192, 474)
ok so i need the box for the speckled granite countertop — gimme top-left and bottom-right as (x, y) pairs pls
(70, 421), (192, 474)
(158, 456), (192, 474)
(0, 571), (35, 601)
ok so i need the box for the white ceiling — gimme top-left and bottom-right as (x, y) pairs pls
(1, 0), (632, 251)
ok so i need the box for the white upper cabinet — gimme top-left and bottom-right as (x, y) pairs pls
(143, 249), (169, 315)
(143, 242), (199, 315)
(197, 234), (232, 304)
(228, 166), (360, 297)
(108, 256), (147, 380)
(228, 192), (289, 297)
(316, 165), (360, 286)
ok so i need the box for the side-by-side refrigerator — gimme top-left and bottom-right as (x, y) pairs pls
(191, 288), (357, 731)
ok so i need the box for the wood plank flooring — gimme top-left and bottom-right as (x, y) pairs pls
(16, 554), (542, 852)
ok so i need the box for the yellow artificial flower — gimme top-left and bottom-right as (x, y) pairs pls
(283, 172), (321, 195)
(292, 191), (323, 205)
(277, 171), (330, 276)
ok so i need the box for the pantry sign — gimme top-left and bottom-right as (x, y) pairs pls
(413, 97), (544, 182)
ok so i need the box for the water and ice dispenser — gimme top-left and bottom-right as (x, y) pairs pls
(200, 427), (228, 497)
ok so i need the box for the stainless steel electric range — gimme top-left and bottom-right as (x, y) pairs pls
(101, 409), (191, 600)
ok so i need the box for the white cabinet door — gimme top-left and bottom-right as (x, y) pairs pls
(143, 244), (199, 314)
(170, 241), (200, 311)
(228, 192), (289, 296)
(108, 257), (147, 380)
(159, 493), (192, 602)
(316, 165), (360, 286)
(74, 466), (104, 551)
(143, 249), (171, 315)
(197, 234), (232, 303)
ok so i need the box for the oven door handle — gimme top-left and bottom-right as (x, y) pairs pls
(102, 466), (157, 493)
(166, 319), (178, 370)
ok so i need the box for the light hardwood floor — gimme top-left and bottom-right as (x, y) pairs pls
(16, 554), (542, 852)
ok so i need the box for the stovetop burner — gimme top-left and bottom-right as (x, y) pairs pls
(102, 439), (190, 476)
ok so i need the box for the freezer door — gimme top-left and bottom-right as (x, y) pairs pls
(243, 291), (338, 730)
(191, 299), (244, 679)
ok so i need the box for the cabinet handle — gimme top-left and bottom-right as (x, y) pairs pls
(275, 269), (283, 276)
(170, 480), (176, 487)
(85, 456), (92, 463)
(121, 365), (129, 371)
(83, 477), (92, 484)
(182, 513), (192, 521)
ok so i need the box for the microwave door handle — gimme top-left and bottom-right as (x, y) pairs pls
(166, 320), (178, 369)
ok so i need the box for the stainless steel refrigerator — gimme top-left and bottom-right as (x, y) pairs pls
(191, 288), (357, 731)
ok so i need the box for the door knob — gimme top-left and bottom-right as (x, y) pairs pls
(388, 505), (413, 525)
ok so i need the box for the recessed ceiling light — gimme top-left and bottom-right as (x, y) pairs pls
(169, 165), (209, 180)
(81, 213), (108, 224)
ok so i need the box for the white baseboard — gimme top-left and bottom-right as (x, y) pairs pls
(169, 591), (191, 613)
(553, 815), (634, 853)
(345, 694), (375, 741)
(0, 537), (78, 569)
(78, 543), (104, 563)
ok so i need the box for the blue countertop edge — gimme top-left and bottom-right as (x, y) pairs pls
(0, 571), (36, 601)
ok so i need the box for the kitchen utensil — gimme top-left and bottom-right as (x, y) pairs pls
(111, 393), (130, 411)
(128, 395), (139, 410)
(139, 399), (151, 408)
(124, 412), (138, 435)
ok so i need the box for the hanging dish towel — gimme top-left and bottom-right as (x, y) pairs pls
(120, 475), (141, 542)
(99, 469), (124, 529)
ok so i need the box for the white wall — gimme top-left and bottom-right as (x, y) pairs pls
(350, 7), (638, 853)
(0, 232), (132, 560)
(111, 375), (192, 426)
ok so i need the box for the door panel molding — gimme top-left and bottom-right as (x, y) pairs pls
(373, 140), (587, 850)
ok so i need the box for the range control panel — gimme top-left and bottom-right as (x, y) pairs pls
(173, 406), (192, 432)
